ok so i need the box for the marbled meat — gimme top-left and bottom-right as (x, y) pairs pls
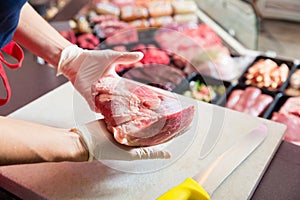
(92, 75), (195, 146)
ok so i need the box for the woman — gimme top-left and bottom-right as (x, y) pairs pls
(0, 1), (169, 165)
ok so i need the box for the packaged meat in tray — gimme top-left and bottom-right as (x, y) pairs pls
(282, 64), (300, 97)
(239, 55), (294, 92)
(173, 74), (231, 104)
(263, 94), (300, 146)
(121, 64), (187, 92)
(101, 41), (189, 92)
(99, 28), (157, 49)
(219, 84), (276, 117)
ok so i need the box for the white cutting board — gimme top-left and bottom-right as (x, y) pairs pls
(0, 82), (285, 200)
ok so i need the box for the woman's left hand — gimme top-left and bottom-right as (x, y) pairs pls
(57, 45), (143, 110)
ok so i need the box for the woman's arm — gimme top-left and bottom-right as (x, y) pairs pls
(13, 2), (72, 67)
(0, 116), (88, 165)
(0, 3), (88, 165)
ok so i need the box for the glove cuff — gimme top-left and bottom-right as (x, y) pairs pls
(69, 127), (94, 162)
(57, 45), (85, 77)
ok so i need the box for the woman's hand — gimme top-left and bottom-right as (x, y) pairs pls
(73, 120), (171, 161)
(57, 45), (143, 110)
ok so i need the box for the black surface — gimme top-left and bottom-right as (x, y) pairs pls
(251, 141), (300, 200)
(0, 188), (20, 200)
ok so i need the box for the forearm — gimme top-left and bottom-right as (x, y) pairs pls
(13, 3), (72, 67)
(0, 116), (88, 165)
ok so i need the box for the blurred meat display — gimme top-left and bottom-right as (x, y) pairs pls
(55, 0), (300, 127)
(59, 30), (77, 44)
(30, 0), (70, 20)
(226, 87), (273, 117)
(112, 43), (172, 73)
(104, 26), (139, 45)
(154, 23), (222, 56)
(57, 0), (249, 83)
(146, 1), (173, 17)
(77, 33), (100, 49)
(171, 1), (197, 14)
(57, 0), (199, 49)
(272, 97), (300, 146)
(112, 43), (186, 91)
(122, 64), (186, 91)
(133, 44), (170, 65)
(184, 45), (241, 81)
(93, 20), (129, 38)
(244, 59), (290, 91)
(155, 22), (247, 81)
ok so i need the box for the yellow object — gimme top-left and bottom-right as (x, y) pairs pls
(157, 178), (210, 200)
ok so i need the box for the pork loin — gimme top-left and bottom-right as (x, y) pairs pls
(92, 75), (195, 146)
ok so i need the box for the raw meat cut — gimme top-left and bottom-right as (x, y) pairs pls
(131, 44), (170, 65)
(272, 113), (300, 145)
(272, 97), (300, 146)
(246, 94), (273, 117)
(226, 87), (273, 117)
(112, 44), (171, 73)
(226, 89), (243, 109)
(92, 75), (195, 146)
(233, 87), (261, 112)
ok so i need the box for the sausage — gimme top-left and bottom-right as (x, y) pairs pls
(245, 59), (289, 90)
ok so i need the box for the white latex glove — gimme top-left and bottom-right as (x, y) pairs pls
(57, 45), (143, 110)
(72, 120), (171, 161)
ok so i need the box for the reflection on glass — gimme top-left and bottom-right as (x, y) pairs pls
(195, 0), (259, 50)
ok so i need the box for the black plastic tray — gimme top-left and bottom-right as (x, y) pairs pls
(238, 55), (295, 93)
(218, 83), (276, 117)
(173, 73), (232, 105)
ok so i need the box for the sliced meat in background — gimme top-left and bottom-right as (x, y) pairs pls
(122, 64), (186, 91)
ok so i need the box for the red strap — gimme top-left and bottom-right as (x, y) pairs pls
(0, 41), (24, 106)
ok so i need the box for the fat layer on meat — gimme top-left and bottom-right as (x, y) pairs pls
(93, 75), (195, 146)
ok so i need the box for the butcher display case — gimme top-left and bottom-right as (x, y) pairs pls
(45, 0), (300, 145)
(195, 0), (259, 50)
